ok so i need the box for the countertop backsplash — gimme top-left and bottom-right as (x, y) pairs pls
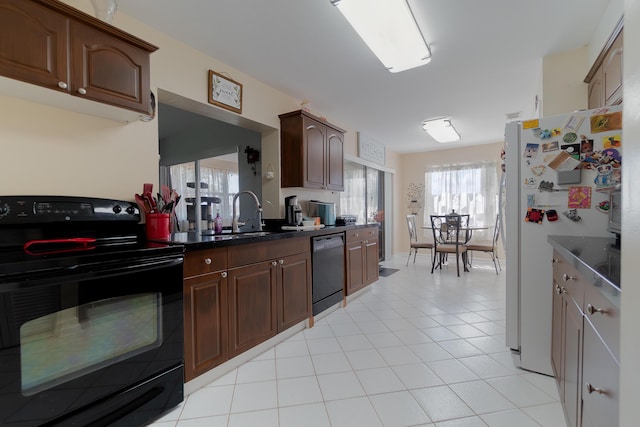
(279, 187), (340, 219)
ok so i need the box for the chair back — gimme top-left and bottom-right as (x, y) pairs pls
(491, 214), (500, 248)
(406, 214), (418, 242)
(430, 215), (465, 247)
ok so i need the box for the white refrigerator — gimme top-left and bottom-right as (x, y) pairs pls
(504, 105), (622, 375)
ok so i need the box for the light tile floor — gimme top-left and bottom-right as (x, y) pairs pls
(150, 254), (566, 427)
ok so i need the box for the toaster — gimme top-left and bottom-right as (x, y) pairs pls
(307, 200), (336, 225)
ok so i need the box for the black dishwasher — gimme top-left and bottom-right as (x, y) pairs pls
(312, 233), (345, 315)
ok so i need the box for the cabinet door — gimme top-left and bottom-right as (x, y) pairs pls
(69, 21), (151, 114)
(581, 321), (619, 427)
(326, 128), (344, 191)
(550, 280), (564, 386)
(228, 261), (277, 357)
(364, 239), (379, 285)
(303, 116), (326, 189)
(183, 272), (228, 381)
(0, 0), (68, 89)
(563, 299), (583, 427)
(346, 241), (364, 295)
(603, 32), (623, 106)
(588, 67), (603, 109)
(277, 252), (311, 331)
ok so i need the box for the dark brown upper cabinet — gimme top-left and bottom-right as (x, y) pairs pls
(0, 0), (158, 121)
(279, 110), (345, 191)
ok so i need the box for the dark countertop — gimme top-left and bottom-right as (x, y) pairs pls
(547, 235), (621, 292)
(154, 223), (379, 251)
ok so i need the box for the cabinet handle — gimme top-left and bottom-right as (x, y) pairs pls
(587, 303), (607, 315)
(562, 273), (575, 282)
(221, 272), (227, 278)
(78, 88), (87, 95)
(586, 382), (606, 395)
(279, 259), (284, 265)
(555, 285), (567, 295)
(204, 258), (212, 265)
(57, 81), (68, 89)
(552, 258), (559, 263)
(271, 261), (277, 267)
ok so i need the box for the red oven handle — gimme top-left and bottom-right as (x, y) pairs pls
(23, 238), (97, 255)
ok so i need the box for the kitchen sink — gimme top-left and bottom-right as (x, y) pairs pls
(201, 231), (273, 239)
(234, 231), (273, 237)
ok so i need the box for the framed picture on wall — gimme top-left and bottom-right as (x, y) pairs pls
(208, 70), (242, 114)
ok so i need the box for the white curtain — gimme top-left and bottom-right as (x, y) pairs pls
(169, 162), (238, 228)
(340, 162), (366, 222)
(424, 161), (499, 240)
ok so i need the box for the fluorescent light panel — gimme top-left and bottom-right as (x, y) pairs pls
(422, 118), (461, 143)
(331, 0), (431, 73)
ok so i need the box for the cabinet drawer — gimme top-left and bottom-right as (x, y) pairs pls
(184, 247), (228, 277)
(228, 237), (309, 267)
(552, 251), (584, 309)
(346, 227), (378, 244)
(582, 322), (619, 427)
(584, 282), (620, 361)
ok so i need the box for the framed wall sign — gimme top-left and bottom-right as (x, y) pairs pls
(208, 70), (242, 114)
(357, 133), (385, 165)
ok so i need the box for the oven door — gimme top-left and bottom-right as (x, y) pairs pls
(0, 253), (184, 426)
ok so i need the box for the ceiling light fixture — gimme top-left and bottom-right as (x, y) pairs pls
(330, 0), (431, 73)
(422, 118), (461, 143)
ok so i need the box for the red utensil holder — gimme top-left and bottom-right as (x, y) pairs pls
(146, 213), (171, 240)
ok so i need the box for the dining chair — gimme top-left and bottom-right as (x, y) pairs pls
(441, 213), (470, 243)
(406, 214), (433, 266)
(430, 215), (468, 276)
(465, 214), (502, 274)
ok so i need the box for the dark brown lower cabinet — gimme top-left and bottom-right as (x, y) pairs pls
(183, 272), (228, 382)
(345, 226), (379, 295)
(182, 236), (312, 381)
(277, 252), (312, 331)
(228, 261), (278, 358)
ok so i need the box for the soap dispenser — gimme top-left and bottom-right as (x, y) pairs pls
(214, 210), (223, 234)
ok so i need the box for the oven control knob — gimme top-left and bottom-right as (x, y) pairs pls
(113, 205), (122, 214)
(125, 206), (137, 215)
(0, 204), (9, 217)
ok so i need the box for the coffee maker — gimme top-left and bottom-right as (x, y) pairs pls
(284, 195), (302, 225)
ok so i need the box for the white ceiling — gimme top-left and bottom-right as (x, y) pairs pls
(116, 0), (611, 154)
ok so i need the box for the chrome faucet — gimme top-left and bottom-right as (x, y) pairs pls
(232, 190), (263, 233)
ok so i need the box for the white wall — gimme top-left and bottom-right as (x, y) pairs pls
(542, 47), (589, 116)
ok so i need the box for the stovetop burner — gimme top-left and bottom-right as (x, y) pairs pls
(0, 195), (182, 279)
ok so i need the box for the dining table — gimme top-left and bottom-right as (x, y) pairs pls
(421, 224), (489, 244)
(422, 224), (490, 270)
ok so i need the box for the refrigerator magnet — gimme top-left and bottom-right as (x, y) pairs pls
(590, 111), (622, 133)
(596, 200), (610, 213)
(525, 208), (545, 224)
(542, 140), (559, 152)
(563, 115), (585, 132)
(563, 209), (582, 222)
(524, 143), (539, 158)
(546, 209), (558, 221)
(531, 165), (545, 176)
(567, 186), (592, 209)
(603, 134), (621, 149)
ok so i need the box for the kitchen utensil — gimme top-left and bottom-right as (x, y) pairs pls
(135, 193), (151, 213)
